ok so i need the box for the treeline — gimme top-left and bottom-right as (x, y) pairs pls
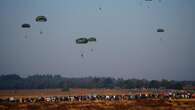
(0, 74), (195, 90)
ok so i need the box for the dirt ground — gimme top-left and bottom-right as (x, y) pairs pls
(1, 100), (195, 110)
(0, 88), (129, 99)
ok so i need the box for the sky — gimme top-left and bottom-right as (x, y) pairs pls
(0, 0), (194, 80)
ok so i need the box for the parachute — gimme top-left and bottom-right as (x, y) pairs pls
(157, 28), (165, 32)
(21, 23), (31, 39)
(36, 16), (47, 22)
(21, 24), (31, 28)
(76, 38), (88, 58)
(76, 38), (88, 44)
(87, 37), (96, 42)
(35, 16), (47, 34)
(75, 37), (97, 58)
(157, 28), (165, 41)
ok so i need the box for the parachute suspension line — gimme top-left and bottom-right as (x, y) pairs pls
(24, 31), (28, 39)
(35, 16), (47, 35)
(87, 37), (97, 53)
(81, 53), (84, 58)
(98, 0), (104, 14)
(79, 46), (85, 58)
(98, 4), (102, 13)
(143, 0), (153, 8)
(157, 28), (165, 41)
(160, 37), (163, 41)
(21, 23), (31, 39)
(40, 29), (43, 35)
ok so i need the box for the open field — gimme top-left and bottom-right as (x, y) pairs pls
(1, 100), (195, 110)
(1, 89), (195, 110)
(0, 89), (129, 99)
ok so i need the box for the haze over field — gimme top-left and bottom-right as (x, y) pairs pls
(0, 0), (194, 80)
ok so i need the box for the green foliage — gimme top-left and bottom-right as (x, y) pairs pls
(0, 74), (194, 90)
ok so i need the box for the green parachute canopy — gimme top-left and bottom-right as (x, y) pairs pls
(21, 23), (31, 28)
(36, 16), (47, 22)
(87, 37), (96, 42)
(76, 38), (88, 44)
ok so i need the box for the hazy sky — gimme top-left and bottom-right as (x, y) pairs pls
(0, 0), (194, 80)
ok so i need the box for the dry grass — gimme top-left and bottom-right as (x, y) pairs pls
(0, 88), (129, 99)
(1, 100), (195, 110)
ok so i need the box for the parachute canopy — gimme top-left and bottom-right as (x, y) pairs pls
(157, 28), (165, 32)
(76, 38), (88, 44)
(21, 24), (31, 28)
(87, 37), (96, 42)
(36, 16), (47, 22)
